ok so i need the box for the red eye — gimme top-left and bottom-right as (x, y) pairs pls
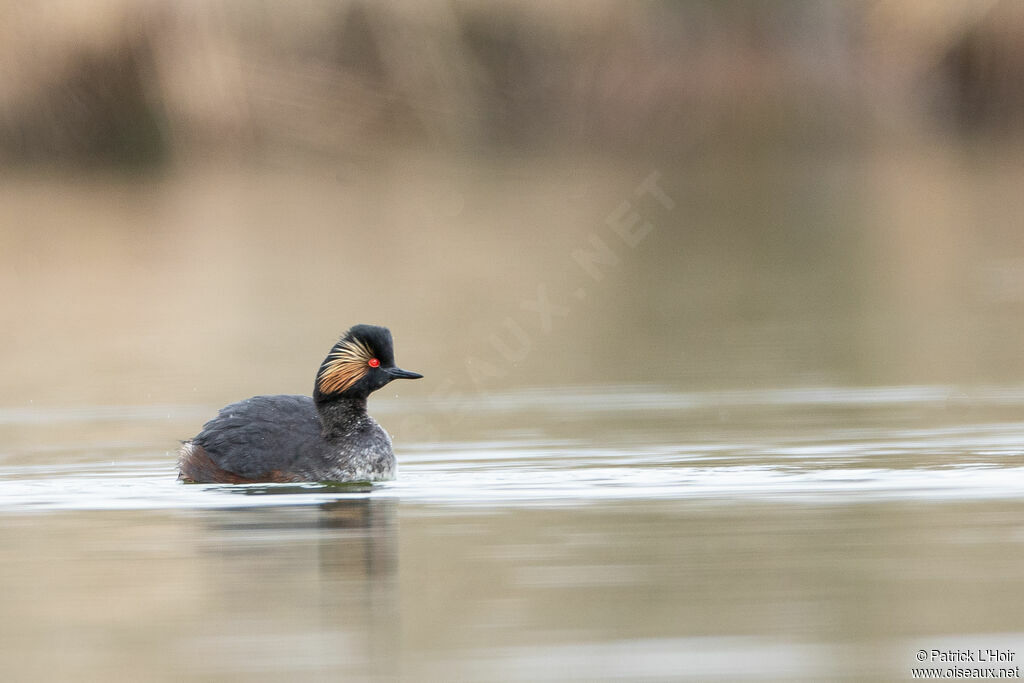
(368, 358), (380, 368)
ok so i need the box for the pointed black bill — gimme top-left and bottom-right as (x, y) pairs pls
(387, 367), (423, 380)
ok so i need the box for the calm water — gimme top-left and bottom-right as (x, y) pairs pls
(3, 384), (1024, 681)
(4, 152), (1024, 680)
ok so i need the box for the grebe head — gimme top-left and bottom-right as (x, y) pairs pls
(314, 324), (422, 402)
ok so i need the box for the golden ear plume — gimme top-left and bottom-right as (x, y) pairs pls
(318, 337), (374, 394)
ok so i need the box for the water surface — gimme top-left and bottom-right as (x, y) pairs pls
(2, 385), (1024, 681)
(4, 150), (1024, 680)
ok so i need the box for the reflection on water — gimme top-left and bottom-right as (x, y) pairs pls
(177, 499), (400, 680)
(2, 385), (1024, 680)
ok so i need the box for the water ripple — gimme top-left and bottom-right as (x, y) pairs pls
(2, 385), (1024, 512)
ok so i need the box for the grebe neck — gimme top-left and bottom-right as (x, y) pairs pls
(315, 396), (369, 438)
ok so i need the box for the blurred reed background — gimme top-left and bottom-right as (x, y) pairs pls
(2, 1), (1024, 423)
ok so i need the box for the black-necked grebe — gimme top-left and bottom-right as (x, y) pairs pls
(178, 324), (422, 483)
